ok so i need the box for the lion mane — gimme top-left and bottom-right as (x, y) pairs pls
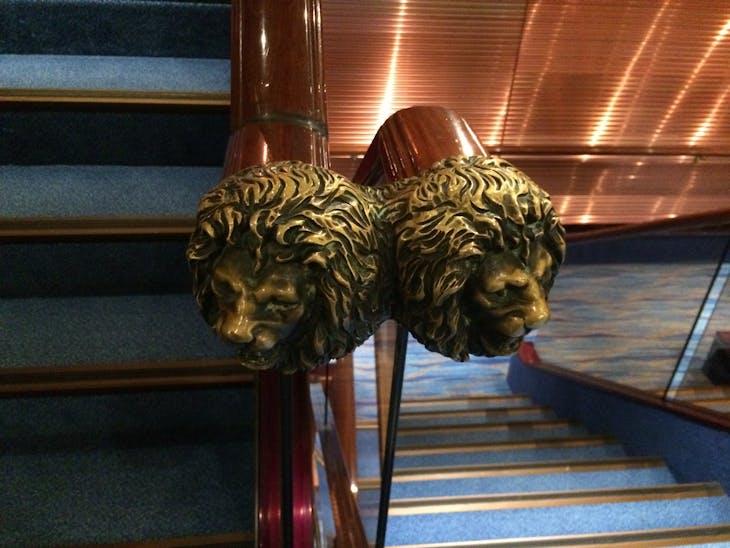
(186, 161), (388, 372)
(389, 155), (566, 361)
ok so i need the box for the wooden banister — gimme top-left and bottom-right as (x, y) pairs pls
(225, 1), (328, 546)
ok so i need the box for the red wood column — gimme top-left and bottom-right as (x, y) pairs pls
(354, 106), (488, 460)
(355, 105), (486, 183)
(353, 105), (488, 545)
(225, 1), (328, 546)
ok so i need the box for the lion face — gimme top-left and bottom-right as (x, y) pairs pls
(187, 161), (389, 373)
(464, 242), (554, 357)
(208, 245), (316, 370)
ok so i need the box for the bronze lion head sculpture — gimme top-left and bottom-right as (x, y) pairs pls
(186, 161), (388, 372)
(389, 155), (566, 361)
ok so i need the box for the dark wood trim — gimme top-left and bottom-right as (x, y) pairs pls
(322, 355), (359, 483)
(73, 531), (254, 547)
(518, 343), (730, 431)
(0, 216), (194, 242)
(256, 370), (282, 547)
(310, 380), (369, 548)
(0, 358), (254, 397)
(566, 207), (730, 243)
(0, 88), (229, 108)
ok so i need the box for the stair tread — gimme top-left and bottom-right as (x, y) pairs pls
(0, 54), (229, 98)
(0, 294), (234, 368)
(387, 468), (679, 500)
(387, 482), (726, 513)
(0, 165), (219, 219)
(393, 443), (628, 471)
(386, 523), (730, 547)
(1, 439), (253, 545)
(395, 434), (618, 456)
(0, 385), (254, 545)
(400, 394), (533, 410)
(383, 496), (730, 545)
(397, 422), (588, 447)
(390, 456), (669, 481)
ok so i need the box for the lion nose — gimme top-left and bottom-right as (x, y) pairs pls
(219, 294), (257, 344)
(222, 316), (256, 344)
(522, 281), (550, 329)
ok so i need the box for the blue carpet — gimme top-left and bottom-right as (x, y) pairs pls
(0, 54), (229, 93)
(3, 240), (192, 297)
(0, 0), (230, 58)
(0, 294), (235, 367)
(0, 165), (220, 217)
(1, 441), (252, 545)
(0, 386), (255, 545)
(1, 387), (253, 449)
(387, 467), (678, 499)
(397, 407), (556, 427)
(394, 443), (627, 469)
(396, 422), (588, 447)
(0, 110), (228, 166)
(385, 496), (730, 544)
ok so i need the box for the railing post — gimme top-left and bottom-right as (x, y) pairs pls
(225, 1), (329, 546)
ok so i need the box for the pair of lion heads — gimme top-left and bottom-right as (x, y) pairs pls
(187, 156), (566, 372)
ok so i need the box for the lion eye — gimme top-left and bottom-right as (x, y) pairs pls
(490, 288), (508, 299)
(212, 278), (238, 302)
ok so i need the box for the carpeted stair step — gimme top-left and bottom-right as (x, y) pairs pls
(0, 386), (255, 546)
(0, 54), (229, 103)
(3, 239), (193, 296)
(397, 405), (557, 428)
(1, 165), (220, 220)
(0, 0), (230, 59)
(0, 294), (234, 368)
(385, 525), (730, 547)
(393, 435), (627, 470)
(383, 486), (730, 545)
(385, 466), (680, 500)
(399, 394), (534, 412)
(396, 419), (588, 447)
(0, 106), (228, 165)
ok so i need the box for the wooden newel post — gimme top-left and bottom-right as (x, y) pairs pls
(224, 1), (328, 546)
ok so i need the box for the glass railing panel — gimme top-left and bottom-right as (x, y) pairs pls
(666, 243), (730, 415)
(532, 235), (729, 395)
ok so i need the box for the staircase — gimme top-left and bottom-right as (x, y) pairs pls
(355, 386), (730, 546)
(1, 1), (256, 545)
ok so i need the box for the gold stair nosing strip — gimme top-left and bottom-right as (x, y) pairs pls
(0, 87), (230, 107)
(396, 435), (617, 456)
(397, 419), (576, 437)
(356, 456), (667, 489)
(386, 523), (730, 548)
(386, 482), (725, 515)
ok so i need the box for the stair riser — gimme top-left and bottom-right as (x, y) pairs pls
(0, 294), (234, 368)
(1, 110), (227, 165)
(0, 0), (230, 58)
(397, 424), (587, 447)
(395, 444), (627, 469)
(3, 241), (191, 297)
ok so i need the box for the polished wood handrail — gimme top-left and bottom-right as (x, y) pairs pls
(225, 1), (330, 545)
(567, 207), (730, 243)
